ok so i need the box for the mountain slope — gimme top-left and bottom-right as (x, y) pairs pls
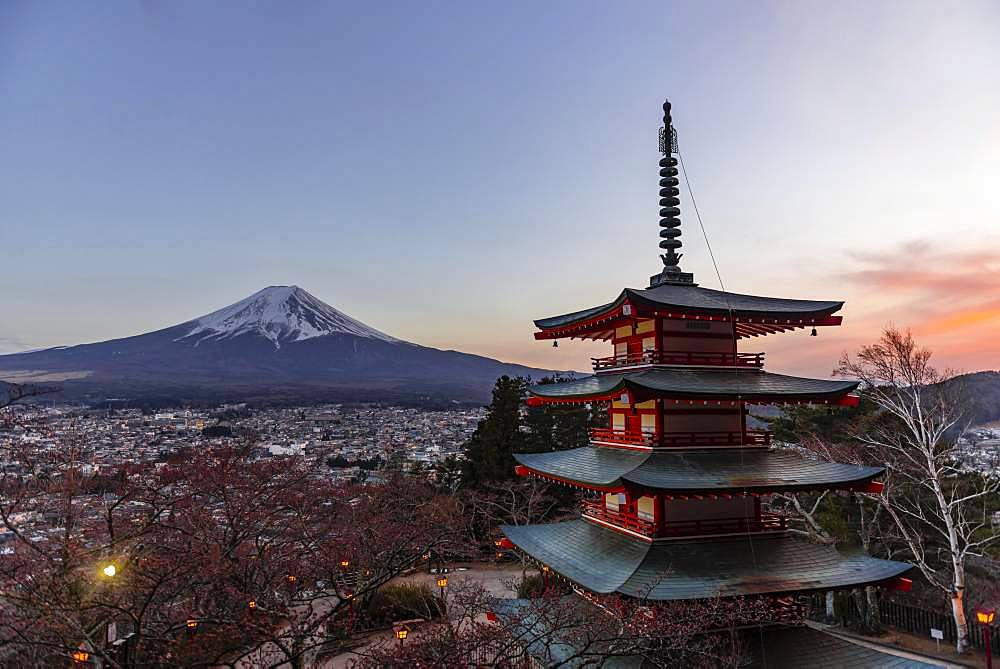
(0, 286), (559, 405)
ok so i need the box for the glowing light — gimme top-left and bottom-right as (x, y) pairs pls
(186, 619), (198, 629)
(101, 564), (117, 578)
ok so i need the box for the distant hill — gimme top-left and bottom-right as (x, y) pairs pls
(958, 371), (1000, 425)
(0, 286), (561, 406)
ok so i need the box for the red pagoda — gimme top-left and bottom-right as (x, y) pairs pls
(501, 99), (912, 606)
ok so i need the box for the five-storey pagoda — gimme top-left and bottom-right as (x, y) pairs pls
(501, 99), (912, 605)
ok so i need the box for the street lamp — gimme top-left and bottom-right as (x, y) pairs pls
(977, 605), (997, 669)
(185, 619), (198, 630)
(72, 650), (89, 664)
(248, 600), (257, 610)
(286, 574), (297, 584)
(101, 563), (117, 578)
(340, 559), (350, 569)
(394, 625), (409, 649)
(436, 575), (448, 601)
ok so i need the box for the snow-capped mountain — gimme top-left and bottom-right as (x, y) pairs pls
(176, 286), (398, 348)
(0, 286), (555, 404)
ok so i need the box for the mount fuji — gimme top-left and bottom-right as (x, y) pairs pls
(0, 286), (557, 405)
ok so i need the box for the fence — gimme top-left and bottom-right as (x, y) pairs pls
(810, 594), (999, 652)
(465, 640), (534, 668)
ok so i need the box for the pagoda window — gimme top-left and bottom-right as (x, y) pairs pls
(640, 414), (656, 434)
(612, 414), (626, 431)
(605, 492), (626, 512)
(636, 496), (656, 522)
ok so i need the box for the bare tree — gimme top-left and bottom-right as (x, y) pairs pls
(836, 327), (1000, 653)
(0, 436), (467, 667)
(354, 578), (779, 668)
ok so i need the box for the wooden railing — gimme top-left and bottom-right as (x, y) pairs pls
(658, 513), (787, 537)
(581, 500), (657, 536)
(582, 501), (788, 539)
(588, 428), (657, 447)
(592, 350), (764, 371)
(657, 430), (772, 447)
(589, 428), (772, 448)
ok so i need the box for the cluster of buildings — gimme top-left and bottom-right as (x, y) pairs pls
(957, 425), (1000, 474)
(0, 403), (482, 477)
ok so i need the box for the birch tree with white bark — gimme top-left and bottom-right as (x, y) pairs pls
(836, 327), (1000, 653)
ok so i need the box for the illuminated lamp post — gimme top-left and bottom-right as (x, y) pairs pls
(438, 576), (448, 601)
(394, 625), (409, 650)
(71, 650), (90, 665)
(340, 559), (350, 570)
(101, 563), (117, 578)
(977, 605), (997, 669)
(185, 618), (198, 631)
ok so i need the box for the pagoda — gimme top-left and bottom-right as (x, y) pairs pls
(500, 99), (912, 607)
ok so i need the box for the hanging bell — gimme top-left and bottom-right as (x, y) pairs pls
(810, 327), (818, 337)
(552, 340), (559, 348)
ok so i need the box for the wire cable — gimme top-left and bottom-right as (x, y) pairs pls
(679, 149), (768, 667)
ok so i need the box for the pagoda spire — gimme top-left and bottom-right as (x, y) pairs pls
(650, 98), (696, 287)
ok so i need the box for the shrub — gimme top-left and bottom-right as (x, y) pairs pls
(363, 583), (442, 627)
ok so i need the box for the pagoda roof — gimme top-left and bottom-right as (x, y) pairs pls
(513, 447), (884, 494)
(534, 284), (843, 332)
(747, 627), (943, 668)
(501, 519), (911, 601)
(528, 368), (859, 404)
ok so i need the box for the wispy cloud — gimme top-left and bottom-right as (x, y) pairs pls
(839, 240), (1000, 371)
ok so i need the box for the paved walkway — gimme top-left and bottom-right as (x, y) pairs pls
(320, 562), (536, 668)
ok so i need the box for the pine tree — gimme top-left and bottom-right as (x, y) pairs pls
(460, 376), (529, 487)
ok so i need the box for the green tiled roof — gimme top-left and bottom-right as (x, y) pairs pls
(528, 368), (859, 402)
(514, 447), (884, 493)
(535, 284), (843, 330)
(748, 627), (945, 668)
(502, 520), (912, 601)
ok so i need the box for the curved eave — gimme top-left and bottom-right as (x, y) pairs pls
(527, 369), (860, 406)
(514, 447), (884, 495)
(513, 448), (643, 490)
(533, 286), (844, 340)
(502, 520), (913, 601)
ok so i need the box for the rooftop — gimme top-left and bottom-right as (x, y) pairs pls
(527, 368), (859, 404)
(534, 284), (843, 338)
(513, 447), (884, 494)
(502, 519), (911, 601)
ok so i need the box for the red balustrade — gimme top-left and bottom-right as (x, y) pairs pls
(589, 428), (772, 448)
(591, 350), (764, 371)
(581, 500), (657, 536)
(658, 513), (787, 537)
(588, 428), (657, 447)
(581, 500), (788, 539)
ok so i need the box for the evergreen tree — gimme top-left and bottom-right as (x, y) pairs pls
(460, 376), (529, 487)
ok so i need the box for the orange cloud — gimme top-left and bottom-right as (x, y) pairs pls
(838, 240), (1000, 373)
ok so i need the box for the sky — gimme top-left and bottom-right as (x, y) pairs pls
(2, 1), (998, 378)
